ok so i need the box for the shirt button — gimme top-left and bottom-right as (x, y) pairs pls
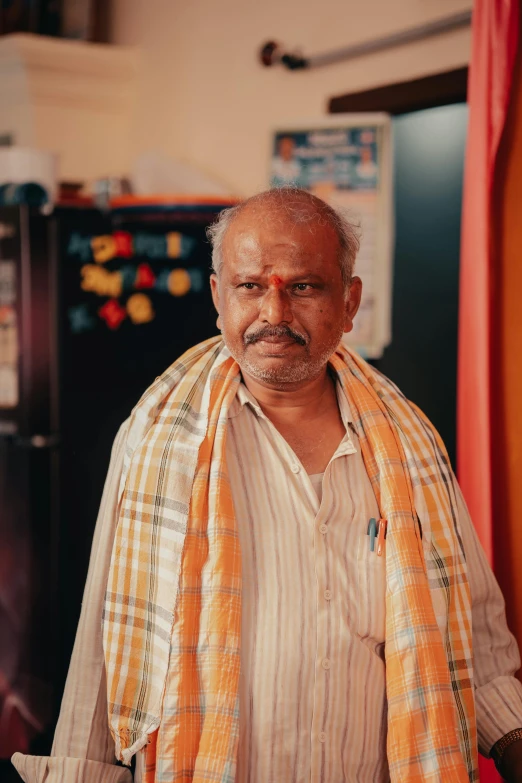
(322, 658), (331, 670)
(319, 523), (328, 534)
(291, 464), (300, 474)
(324, 589), (332, 600)
(319, 732), (327, 743)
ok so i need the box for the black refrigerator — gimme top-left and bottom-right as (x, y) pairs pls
(0, 201), (228, 767)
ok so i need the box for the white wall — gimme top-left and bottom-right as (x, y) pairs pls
(110, 0), (472, 195)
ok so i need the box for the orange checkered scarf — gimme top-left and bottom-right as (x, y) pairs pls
(103, 336), (477, 782)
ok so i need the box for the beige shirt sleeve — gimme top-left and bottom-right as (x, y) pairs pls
(456, 484), (522, 755)
(12, 421), (135, 783)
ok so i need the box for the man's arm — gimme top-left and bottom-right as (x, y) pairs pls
(12, 422), (134, 783)
(456, 485), (522, 766)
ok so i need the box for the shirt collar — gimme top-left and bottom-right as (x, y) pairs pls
(228, 371), (354, 429)
(228, 381), (263, 419)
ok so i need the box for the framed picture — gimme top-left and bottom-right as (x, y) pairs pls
(270, 114), (393, 359)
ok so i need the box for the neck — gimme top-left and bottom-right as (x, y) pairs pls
(241, 366), (337, 422)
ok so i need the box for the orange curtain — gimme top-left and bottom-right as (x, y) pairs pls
(458, 0), (519, 559)
(492, 41), (522, 663)
(458, 2), (519, 780)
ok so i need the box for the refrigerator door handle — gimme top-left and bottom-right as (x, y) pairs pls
(15, 434), (61, 449)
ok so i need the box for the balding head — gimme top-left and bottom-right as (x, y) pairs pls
(208, 187), (363, 389)
(207, 187), (360, 289)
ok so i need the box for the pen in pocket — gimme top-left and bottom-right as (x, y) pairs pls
(367, 517), (387, 555)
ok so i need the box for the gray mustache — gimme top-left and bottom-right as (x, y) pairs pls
(244, 325), (308, 347)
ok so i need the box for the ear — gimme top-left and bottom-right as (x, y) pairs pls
(210, 274), (222, 331)
(210, 274), (220, 313)
(343, 277), (362, 334)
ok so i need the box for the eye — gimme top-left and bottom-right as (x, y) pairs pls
(238, 282), (258, 290)
(293, 283), (313, 292)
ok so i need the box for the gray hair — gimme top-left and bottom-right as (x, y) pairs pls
(206, 187), (360, 289)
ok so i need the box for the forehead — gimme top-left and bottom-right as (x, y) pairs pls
(221, 205), (340, 271)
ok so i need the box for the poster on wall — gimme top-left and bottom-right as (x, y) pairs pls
(270, 113), (393, 359)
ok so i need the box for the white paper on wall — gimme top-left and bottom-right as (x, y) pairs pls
(269, 114), (394, 359)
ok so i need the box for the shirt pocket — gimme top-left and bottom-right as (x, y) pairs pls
(355, 522), (387, 645)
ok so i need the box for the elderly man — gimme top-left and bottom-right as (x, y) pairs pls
(13, 189), (522, 783)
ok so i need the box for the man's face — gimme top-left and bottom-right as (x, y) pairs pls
(210, 207), (361, 387)
(279, 137), (295, 162)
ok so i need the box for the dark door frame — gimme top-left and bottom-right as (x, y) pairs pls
(329, 67), (468, 115)
(328, 68), (469, 470)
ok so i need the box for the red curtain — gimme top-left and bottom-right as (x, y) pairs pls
(458, 0), (519, 780)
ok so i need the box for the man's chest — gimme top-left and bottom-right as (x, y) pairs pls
(224, 409), (389, 782)
(224, 409), (386, 647)
(270, 416), (348, 475)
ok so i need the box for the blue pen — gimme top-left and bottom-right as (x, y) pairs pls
(367, 517), (377, 552)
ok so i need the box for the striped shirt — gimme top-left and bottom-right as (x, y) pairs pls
(228, 381), (388, 782)
(12, 382), (522, 783)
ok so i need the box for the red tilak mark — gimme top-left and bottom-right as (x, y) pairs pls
(269, 275), (283, 287)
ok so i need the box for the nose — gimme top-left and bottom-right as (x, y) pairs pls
(258, 285), (293, 325)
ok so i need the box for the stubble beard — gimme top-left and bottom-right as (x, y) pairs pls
(222, 325), (345, 386)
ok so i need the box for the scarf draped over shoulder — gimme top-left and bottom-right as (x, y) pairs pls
(102, 336), (478, 783)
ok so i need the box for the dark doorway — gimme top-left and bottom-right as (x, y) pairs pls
(330, 73), (468, 468)
(379, 103), (467, 467)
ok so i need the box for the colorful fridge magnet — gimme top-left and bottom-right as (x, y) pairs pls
(168, 268), (191, 297)
(126, 293), (155, 324)
(98, 298), (127, 329)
